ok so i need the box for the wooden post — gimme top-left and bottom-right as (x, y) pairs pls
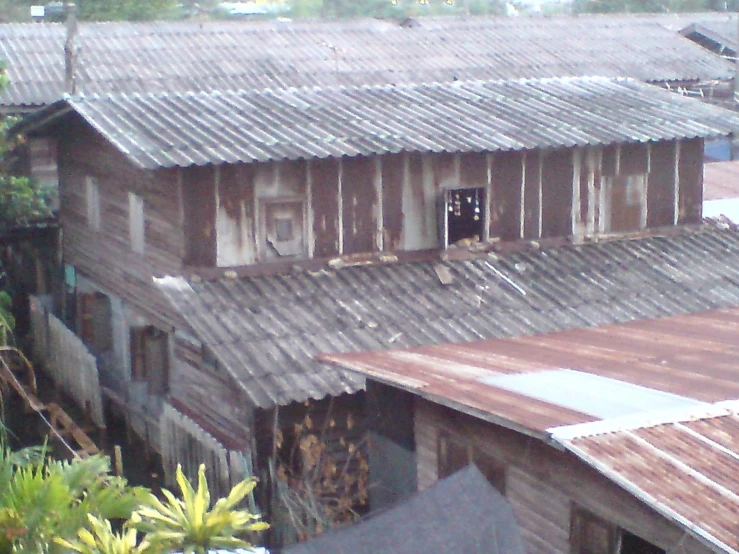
(114, 445), (123, 477)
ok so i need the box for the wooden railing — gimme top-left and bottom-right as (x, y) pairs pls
(29, 296), (105, 428)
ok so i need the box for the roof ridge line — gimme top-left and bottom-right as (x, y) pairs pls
(548, 399), (739, 441)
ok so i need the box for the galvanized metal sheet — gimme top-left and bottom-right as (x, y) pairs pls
(479, 369), (707, 419)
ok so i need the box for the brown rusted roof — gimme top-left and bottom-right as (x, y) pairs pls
(704, 160), (739, 200)
(322, 302), (739, 554)
(1, 15), (734, 109)
(321, 307), (739, 434)
(557, 407), (739, 554)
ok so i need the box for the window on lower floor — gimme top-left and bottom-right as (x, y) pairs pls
(571, 508), (665, 554)
(437, 431), (505, 493)
(130, 326), (169, 394)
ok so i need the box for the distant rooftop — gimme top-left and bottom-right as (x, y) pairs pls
(0, 14), (734, 109)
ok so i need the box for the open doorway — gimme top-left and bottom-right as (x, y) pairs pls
(442, 188), (484, 246)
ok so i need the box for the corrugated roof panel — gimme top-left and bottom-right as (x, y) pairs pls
(22, 76), (739, 168)
(479, 369), (708, 418)
(156, 227), (739, 410)
(2, 16), (735, 109)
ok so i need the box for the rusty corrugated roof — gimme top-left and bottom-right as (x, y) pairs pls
(22, 76), (739, 168)
(704, 160), (739, 200)
(1, 15), (734, 109)
(156, 226), (739, 410)
(555, 406), (739, 554)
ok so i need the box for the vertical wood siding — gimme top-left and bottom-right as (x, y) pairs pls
(413, 399), (716, 554)
(311, 158), (341, 257)
(217, 164), (255, 266)
(183, 165), (217, 267)
(541, 149), (574, 238)
(342, 156), (379, 254)
(59, 119), (186, 331)
(647, 141), (678, 227)
(381, 153), (405, 251)
(491, 151), (524, 241)
(678, 138), (704, 224)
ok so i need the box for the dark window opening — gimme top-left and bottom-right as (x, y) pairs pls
(130, 325), (169, 394)
(572, 508), (665, 554)
(620, 531), (665, 554)
(274, 217), (294, 242)
(437, 431), (505, 493)
(444, 187), (484, 246)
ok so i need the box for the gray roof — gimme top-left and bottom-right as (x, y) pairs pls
(1, 15), (734, 109)
(682, 19), (738, 54)
(155, 226), (739, 409)
(282, 465), (524, 554)
(24, 76), (739, 168)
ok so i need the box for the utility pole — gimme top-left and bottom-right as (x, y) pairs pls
(64, 2), (78, 95)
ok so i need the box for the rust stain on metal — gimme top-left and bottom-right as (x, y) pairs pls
(324, 306), (739, 433)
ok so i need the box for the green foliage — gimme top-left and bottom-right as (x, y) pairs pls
(131, 464), (268, 554)
(0, 120), (53, 231)
(0, 451), (148, 554)
(572, 0), (739, 13)
(77, 0), (179, 22)
(56, 515), (151, 554)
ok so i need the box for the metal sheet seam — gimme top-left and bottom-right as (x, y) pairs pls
(625, 429), (739, 505)
(557, 439), (739, 554)
(547, 401), (731, 440)
(673, 422), (739, 463)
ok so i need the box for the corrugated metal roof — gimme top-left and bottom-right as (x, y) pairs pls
(157, 226), (739, 410)
(1, 15), (734, 109)
(26, 76), (739, 169)
(479, 369), (708, 419)
(557, 407), (739, 554)
(682, 19), (738, 53)
(704, 160), (739, 200)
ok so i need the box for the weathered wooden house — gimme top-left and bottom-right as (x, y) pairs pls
(321, 305), (739, 554)
(15, 73), (737, 468)
(15, 75), (739, 537)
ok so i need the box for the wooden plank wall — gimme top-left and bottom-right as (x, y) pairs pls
(59, 117), (186, 332)
(29, 295), (106, 428)
(414, 399), (715, 554)
(202, 138), (701, 267)
(169, 334), (250, 448)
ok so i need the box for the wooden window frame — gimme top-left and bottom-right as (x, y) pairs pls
(258, 196), (307, 259)
(86, 177), (101, 230)
(571, 507), (620, 554)
(128, 192), (145, 254)
(129, 326), (170, 394)
(437, 430), (506, 493)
